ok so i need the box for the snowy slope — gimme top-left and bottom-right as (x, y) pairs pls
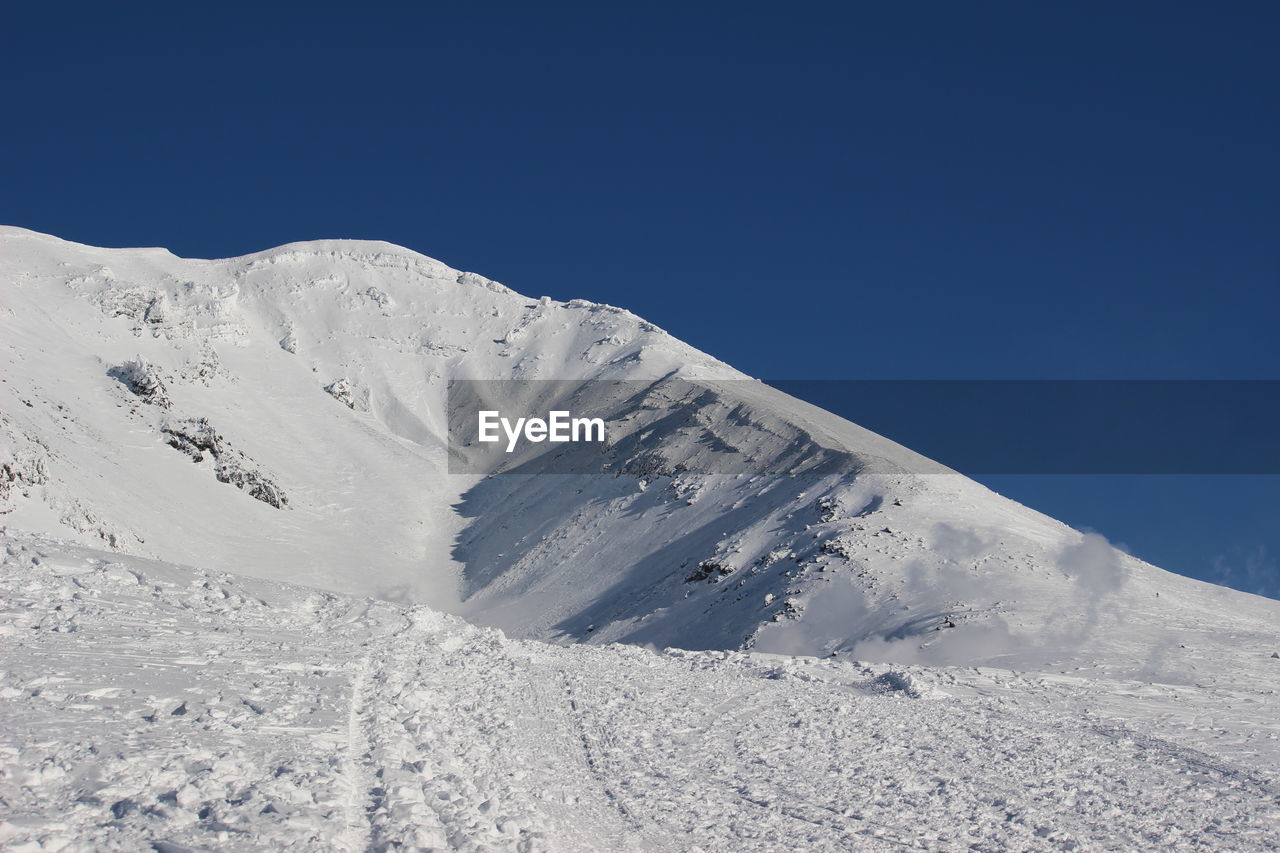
(3, 532), (1279, 852)
(2, 226), (1279, 681)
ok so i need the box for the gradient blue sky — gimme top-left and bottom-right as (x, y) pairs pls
(3, 2), (1277, 595)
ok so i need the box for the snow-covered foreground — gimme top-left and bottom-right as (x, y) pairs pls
(3, 533), (1278, 852)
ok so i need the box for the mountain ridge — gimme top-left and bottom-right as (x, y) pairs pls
(2, 227), (1277, 683)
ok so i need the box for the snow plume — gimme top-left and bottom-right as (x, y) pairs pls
(1212, 544), (1278, 599)
(1133, 628), (1195, 684)
(751, 577), (874, 657)
(854, 523), (1024, 666)
(837, 528), (1131, 668)
(757, 523), (1026, 666)
(928, 521), (993, 563)
(1055, 531), (1130, 642)
(899, 522), (1000, 604)
(1059, 531), (1129, 595)
(375, 565), (465, 614)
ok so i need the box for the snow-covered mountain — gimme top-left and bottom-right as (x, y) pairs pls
(2, 226), (1277, 683)
(4, 227), (1280, 852)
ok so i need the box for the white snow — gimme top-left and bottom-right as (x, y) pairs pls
(2, 226), (1275, 675)
(2, 532), (1278, 851)
(3, 226), (1280, 849)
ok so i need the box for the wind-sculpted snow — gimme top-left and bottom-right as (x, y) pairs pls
(2, 225), (1279, 678)
(3, 533), (1279, 852)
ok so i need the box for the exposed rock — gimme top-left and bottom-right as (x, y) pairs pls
(686, 558), (734, 583)
(323, 378), (367, 412)
(161, 417), (223, 462)
(143, 294), (167, 325)
(816, 496), (840, 522)
(820, 537), (857, 560)
(213, 461), (289, 509)
(94, 287), (160, 321)
(0, 434), (50, 513)
(181, 348), (224, 385)
(110, 358), (171, 408)
(161, 417), (288, 509)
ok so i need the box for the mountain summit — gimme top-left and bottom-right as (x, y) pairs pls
(2, 227), (1276, 681)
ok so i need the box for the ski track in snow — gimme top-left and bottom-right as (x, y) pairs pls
(3, 533), (1279, 852)
(340, 655), (374, 852)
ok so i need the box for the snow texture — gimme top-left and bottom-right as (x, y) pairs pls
(2, 532), (1279, 852)
(2, 226), (1280, 849)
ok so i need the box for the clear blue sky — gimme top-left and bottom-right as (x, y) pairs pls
(3, 2), (1277, 596)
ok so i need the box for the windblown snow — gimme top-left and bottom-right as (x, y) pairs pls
(2, 226), (1279, 850)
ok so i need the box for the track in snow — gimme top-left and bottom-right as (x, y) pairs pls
(339, 656), (374, 852)
(3, 533), (1279, 852)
